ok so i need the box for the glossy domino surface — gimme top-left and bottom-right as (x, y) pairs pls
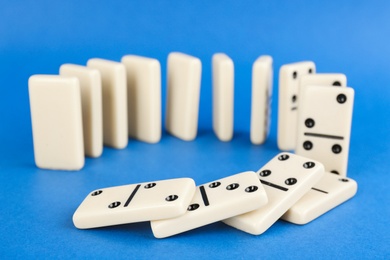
(212, 53), (234, 142)
(73, 178), (196, 229)
(151, 171), (268, 238)
(87, 58), (128, 149)
(277, 61), (316, 151)
(165, 52), (202, 141)
(223, 153), (324, 235)
(121, 55), (162, 143)
(282, 172), (357, 224)
(60, 64), (103, 158)
(28, 75), (84, 170)
(250, 55), (273, 145)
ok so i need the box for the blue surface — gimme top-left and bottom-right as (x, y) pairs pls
(1, 1), (389, 258)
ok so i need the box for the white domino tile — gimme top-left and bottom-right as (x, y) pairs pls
(223, 153), (324, 235)
(121, 55), (161, 143)
(73, 178), (196, 229)
(282, 172), (357, 224)
(212, 53), (234, 142)
(29, 75), (84, 170)
(295, 86), (354, 176)
(299, 73), (347, 105)
(151, 171), (268, 238)
(250, 55), (273, 145)
(165, 52), (202, 141)
(87, 58), (128, 149)
(277, 61), (316, 151)
(60, 64), (103, 158)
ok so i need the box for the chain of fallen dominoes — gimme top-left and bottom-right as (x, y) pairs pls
(28, 52), (357, 237)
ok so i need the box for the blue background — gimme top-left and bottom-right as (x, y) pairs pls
(1, 0), (389, 258)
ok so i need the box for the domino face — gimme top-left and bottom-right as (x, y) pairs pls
(87, 58), (128, 149)
(212, 53), (234, 142)
(60, 64), (103, 158)
(150, 171), (268, 238)
(73, 178), (196, 229)
(299, 73), (347, 104)
(281, 173), (357, 224)
(29, 75), (84, 170)
(121, 55), (162, 143)
(277, 61), (316, 151)
(295, 86), (354, 176)
(250, 55), (273, 145)
(165, 52), (202, 141)
(223, 153), (324, 235)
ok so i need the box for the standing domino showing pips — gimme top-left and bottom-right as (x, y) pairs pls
(73, 178), (196, 229)
(223, 153), (324, 235)
(165, 52), (202, 141)
(277, 61), (316, 151)
(29, 75), (84, 170)
(59, 64), (103, 158)
(121, 55), (162, 143)
(212, 53), (234, 142)
(295, 85), (354, 176)
(250, 55), (273, 145)
(150, 171), (268, 238)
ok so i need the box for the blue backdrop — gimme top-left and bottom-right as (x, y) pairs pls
(0, 1), (389, 258)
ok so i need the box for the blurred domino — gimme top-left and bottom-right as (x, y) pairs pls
(299, 73), (347, 103)
(223, 153), (324, 235)
(151, 171), (268, 238)
(295, 86), (354, 176)
(28, 75), (84, 170)
(165, 52), (202, 141)
(212, 53), (234, 141)
(121, 55), (162, 143)
(250, 55), (273, 145)
(73, 178), (196, 229)
(277, 61), (315, 151)
(60, 64), (103, 158)
(87, 58), (128, 149)
(282, 173), (357, 224)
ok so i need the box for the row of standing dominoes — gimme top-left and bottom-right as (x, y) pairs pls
(73, 152), (357, 238)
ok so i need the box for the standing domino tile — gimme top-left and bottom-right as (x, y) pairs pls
(165, 52), (202, 141)
(60, 64), (103, 158)
(295, 86), (354, 176)
(212, 53), (234, 141)
(299, 73), (347, 104)
(223, 153), (324, 235)
(282, 173), (357, 224)
(121, 55), (161, 143)
(277, 61), (316, 151)
(29, 75), (84, 170)
(250, 55), (273, 145)
(151, 171), (268, 238)
(87, 58), (128, 149)
(73, 178), (196, 229)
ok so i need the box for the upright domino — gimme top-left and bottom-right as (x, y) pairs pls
(87, 58), (128, 149)
(223, 153), (324, 235)
(121, 55), (161, 143)
(212, 53), (234, 141)
(73, 178), (196, 229)
(28, 75), (84, 170)
(165, 52), (202, 141)
(299, 73), (347, 103)
(295, 86), (354, 176)
(282, 173), (357, 224)
(151, 171), (268, 238)
(250, 55), (273, 145)
(60, 64), (103, 158)
(277, 61), (316, 151)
